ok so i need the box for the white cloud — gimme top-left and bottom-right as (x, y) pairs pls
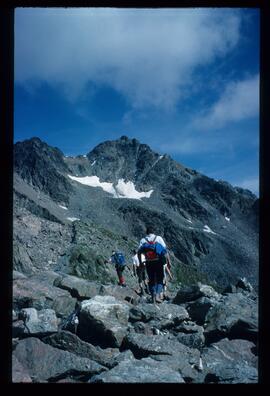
(192, 74), (259, 129)
(15, 8), (241, 109)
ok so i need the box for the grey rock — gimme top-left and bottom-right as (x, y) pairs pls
(13, 270), (27, 280)
(204, 293), (258, 343)
(187, 296), (220, 325)
(54, 274), (102, 299)
(236, 277), (254, 293)
(30, 271), (62, 286)
(90, 357), (185, 383)
(173, 283), (220, 305)
(106, 350), (135, 369)
(19, 308), (58, 336)
(42, 330), (119, 368)
(202, 338), (258, 383)
(78, 295), (130, 347)
(99, 284), (140, 305)
(12, 355), (32, 383)
(129, 302), (189, 329)
(174, 321), (205, 349)
(121, 332), (201, 381)
(13, 277), (77, 318)
(13, 337), (107, 382)
(132, 321), (153, 335)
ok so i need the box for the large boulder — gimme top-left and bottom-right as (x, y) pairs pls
(13, 337), (107, 382)
(187, 296), (220, 325)
(90, 357), (185, 383)
(201, 338), (258, 383)
(42, 330), (120, 368)
(78, 296), (130, 347)
(121, 333), (200, 381)
(129, 302), (189, 329)
(54, 274), (102, 300)
(19, 308), (58, 336)
(204, 293), (258, 343)
(13, 277), (77, 317)
(173, 282), (220, 305)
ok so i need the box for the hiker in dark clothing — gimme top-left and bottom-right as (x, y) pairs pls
(137, 226), (168, 304)
(108, 250), (127, 287)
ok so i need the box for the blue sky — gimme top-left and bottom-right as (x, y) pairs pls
(14, 8), (260, 195)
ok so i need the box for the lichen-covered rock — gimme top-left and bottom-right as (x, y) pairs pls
(78, 295), (130, 347)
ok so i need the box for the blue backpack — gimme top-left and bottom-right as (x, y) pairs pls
(138, 236), (167, 262)
(113, 252), (126, 267)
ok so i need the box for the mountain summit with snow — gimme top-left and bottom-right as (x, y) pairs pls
(13, 136), (258, 289)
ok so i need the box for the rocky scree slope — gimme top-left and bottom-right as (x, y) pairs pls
(12, 270), (258, 383)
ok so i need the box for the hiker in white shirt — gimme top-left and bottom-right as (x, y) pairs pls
(132, 250), (148, 295)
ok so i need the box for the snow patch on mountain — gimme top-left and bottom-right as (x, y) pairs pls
(59, 205), (68, 210)
(115, 179), (153, 199)
(225, 216), (230, 222)
(68, 175), (153, 200)
(67, 217), (80, 222)
(203, 225), (217, 235)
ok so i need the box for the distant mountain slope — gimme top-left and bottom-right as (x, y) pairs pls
(13, 136), (258, 289)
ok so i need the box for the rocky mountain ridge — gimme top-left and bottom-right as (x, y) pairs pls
(14, 136), (258, 289)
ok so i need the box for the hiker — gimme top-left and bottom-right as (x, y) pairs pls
(137, 225), (168, 304)
(160, 251), (173, 300)
(132, 249), (148, 295)
(108, 250), (127, 287)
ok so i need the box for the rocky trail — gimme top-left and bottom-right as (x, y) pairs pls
(12, 270), (258, 383)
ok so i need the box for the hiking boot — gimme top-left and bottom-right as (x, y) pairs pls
(121, 283), (127, 287)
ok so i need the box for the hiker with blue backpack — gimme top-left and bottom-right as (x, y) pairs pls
(137, 225), (168, 304)
(109, 250), (127, 287)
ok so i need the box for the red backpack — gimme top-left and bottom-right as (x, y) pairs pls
(139, 236), (167, 262)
